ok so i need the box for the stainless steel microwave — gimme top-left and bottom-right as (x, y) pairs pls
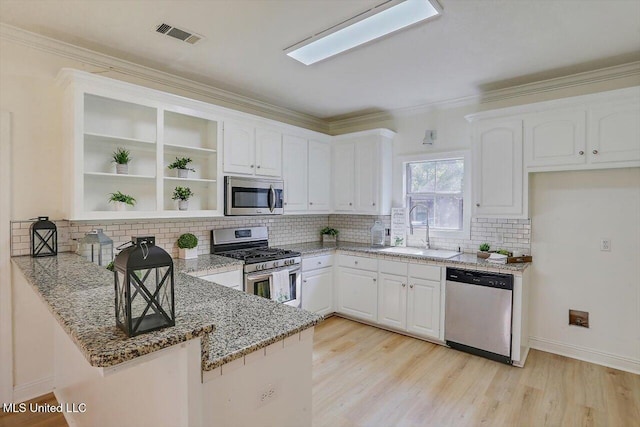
(224, 176), (284, 215)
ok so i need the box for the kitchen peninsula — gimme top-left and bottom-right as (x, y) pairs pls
(11, 253), (322, 427)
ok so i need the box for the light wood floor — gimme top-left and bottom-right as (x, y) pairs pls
(3, 317), (639, 427)
(313, 317), (640, 427)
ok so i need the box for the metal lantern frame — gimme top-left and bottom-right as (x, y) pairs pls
(77, 228), (114, 266)
(30, 216), (57, 257)
(113, 237), (175, 337)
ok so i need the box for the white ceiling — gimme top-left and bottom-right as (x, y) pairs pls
(1, 0), (639, 120)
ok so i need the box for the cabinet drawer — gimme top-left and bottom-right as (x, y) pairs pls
(408, 263), (441, 281)
(338, 254), (377, 271)
(379, 259), (408, 276)
(302, 254), (334, 271)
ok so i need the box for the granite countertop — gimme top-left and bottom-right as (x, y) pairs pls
(12, 253), (322, 371)
(280, 241), (530, 273)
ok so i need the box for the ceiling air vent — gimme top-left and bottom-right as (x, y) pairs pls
(155, 23), (204, 45)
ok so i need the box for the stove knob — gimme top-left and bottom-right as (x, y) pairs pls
(262, 263), (268, 270)
(274, 261), (279, 267)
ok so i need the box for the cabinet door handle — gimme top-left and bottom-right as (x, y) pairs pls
(309, 202), (313, 205)
(317, 261), (321, 265)
(402, 283), (406, 287)
(250, 164), (254, 168)
(349, 202), (353, 206)
(354, 261), (358, 265)
(372, 202), (376, 206)
(592, 150), (598, 154)
(476, 203), (480, 207)
(579, 151), (584, 155)
(410, 284), (414, 289)
(284, 202), (288, 205)
(303, 279), (307, 283)
(257, 165), (261, 169)
(373, 278), (376, 282)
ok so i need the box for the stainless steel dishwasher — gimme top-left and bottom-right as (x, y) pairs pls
(445, 268), (514, 364)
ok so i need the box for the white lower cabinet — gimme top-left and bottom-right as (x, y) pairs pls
(336, 255), (378, 322)
(301, 254), (334, 316)
(302, 268), (333, 316)
(377, 260), (441, 340)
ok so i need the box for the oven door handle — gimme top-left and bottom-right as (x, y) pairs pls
(246, 265), (300, 281)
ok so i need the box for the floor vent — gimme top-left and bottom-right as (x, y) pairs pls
(155, 23), (204, 45)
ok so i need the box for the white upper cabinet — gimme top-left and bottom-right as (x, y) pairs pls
(222, 121), (255, 175)
(589, 97), (640, 164)
(255, 128), (283, 177)
(332, 129), (395, 215)
(282, 135), (308, 212)
(223, 122), (282, 177)
(472, 118), (524, 217)
(524, 109), (586, 168)
(307, 140), (331, 212)
(332, 142), (356, 212)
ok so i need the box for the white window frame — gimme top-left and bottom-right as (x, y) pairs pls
(401, 150), (471, 240)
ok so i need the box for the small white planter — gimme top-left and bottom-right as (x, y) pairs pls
(178, 200), (189, 211)
(114, 201), (127, 211)
(322, 235), (337, 244)
(116, 164), (129, 174)
(177, 169), (189, 178)
(178, 247), (198, 259)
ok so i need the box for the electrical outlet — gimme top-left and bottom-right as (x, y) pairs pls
(257, 383), (277, 408)
(600, 238), (611, 251)
(569, 309), (589, 328)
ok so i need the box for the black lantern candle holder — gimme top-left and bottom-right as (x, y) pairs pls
(30, 216), (57, 257)
(113, 236), (175, 337)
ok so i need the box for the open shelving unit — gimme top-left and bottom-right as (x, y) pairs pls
(59, 69), (224, 219)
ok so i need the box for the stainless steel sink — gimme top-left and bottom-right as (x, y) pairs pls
(378, 246), (461, 259)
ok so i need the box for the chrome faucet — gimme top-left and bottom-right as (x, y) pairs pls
(408, 204), (430, 249)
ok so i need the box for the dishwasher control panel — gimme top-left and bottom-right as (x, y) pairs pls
(446, 268), (513, 290)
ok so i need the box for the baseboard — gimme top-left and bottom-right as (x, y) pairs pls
(529, 336), (640, 375)
(12, 376), (54, 403)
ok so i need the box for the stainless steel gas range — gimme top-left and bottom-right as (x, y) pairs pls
(211, 227), (301, 307)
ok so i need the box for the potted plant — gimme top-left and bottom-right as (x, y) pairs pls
(320, 227), (339, 244)
(112, 147), (131, 174)
(172, 186), (194, 210)
(177, 233), (198, 259)
(168, 157), (196, 178)
(108, 191), (136, 211)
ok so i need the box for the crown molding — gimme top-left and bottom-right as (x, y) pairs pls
(0, 23), (329, 133)
(328, 61), (640, 133)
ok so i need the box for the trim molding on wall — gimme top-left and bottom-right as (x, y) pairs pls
(0, 110), (13, 404)
(529, 336), (640, 375)
(12, 376), (54, 404)
(0, 23), (329, 134)
(2, 23), (639, 137)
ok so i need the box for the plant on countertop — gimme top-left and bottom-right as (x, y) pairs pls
(172, 186), (194, 201)
(112, 147), (131, 164)
(177, 233), (198, 249)
(168, 157), (195, 172)
(479, 243), (491, 252)
(320, 227), (339, 237)
(496, 249), (512, 256)
(108, 191), (136, 206)
(106, 261), (114, 272)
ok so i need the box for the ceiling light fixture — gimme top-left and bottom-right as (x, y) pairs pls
(285, 0), (442, 65)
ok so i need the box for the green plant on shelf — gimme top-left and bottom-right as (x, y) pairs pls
(172, 186), (194, 201)
(177, 233), (198, 249)
(108, 191), (136, 206)
(167, 157), (195, 172)
(112, 147), (131, 165)
(479, 243), (491, 252)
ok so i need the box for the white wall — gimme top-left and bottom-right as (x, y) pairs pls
(528, 168), (640, 373)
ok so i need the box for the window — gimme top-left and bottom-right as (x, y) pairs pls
(406, 157), (465, 231)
